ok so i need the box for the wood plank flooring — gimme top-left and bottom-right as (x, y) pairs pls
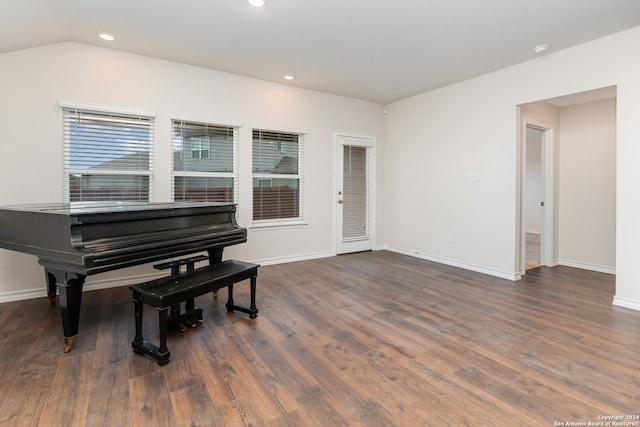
(526, 232), (541, 270)
(0, 250), (638, 426)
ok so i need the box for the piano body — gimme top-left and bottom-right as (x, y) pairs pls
(0, 202), (246, 351)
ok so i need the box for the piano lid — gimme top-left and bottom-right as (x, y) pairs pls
(0, 201), (246, 275)
(0, 201), (234, 215)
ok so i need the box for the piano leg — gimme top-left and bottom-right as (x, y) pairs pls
(208, 248), (223, 264)
(45, 272), (57, 304)
(208, 248), (223, 300)
(45, 269), (86, 353)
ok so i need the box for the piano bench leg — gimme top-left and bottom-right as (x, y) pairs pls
(131, 303), (171, 365)
(249, 276), (258, 319)
(225, 284), (234, 313)
(158, 306), (170, 360)
(133, 300), (144, 345)
(132, 341), (170, 366)
(225, 276), (259, 319)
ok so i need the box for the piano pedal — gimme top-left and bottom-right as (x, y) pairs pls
(178, 322), (188, 332)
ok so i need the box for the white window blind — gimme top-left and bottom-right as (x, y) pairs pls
(62, 107), (154, 203)
(172, 120), (238, 203)
(342, 145), (371, 241)
(252, 129), (304, 221)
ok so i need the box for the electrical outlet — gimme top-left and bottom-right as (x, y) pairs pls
(448, 233), (454, 243)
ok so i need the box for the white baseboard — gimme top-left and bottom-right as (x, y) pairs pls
(612, 296), (640, 312)
(558, 259), (616, 275)
(0, 288), (49, 303)
(382, 245), (521, 281)
(254, 251), (335, 266)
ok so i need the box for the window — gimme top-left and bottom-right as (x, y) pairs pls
(252, 129), (304, 222)
(172, 120), (238, 203)
(62, 106), (154, 203)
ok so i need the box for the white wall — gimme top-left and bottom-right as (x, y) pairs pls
(384, 26), (640, 310)
(383, 76), (523, 278)
(558, 98), (616, 272)
(0, 42), (385, 299)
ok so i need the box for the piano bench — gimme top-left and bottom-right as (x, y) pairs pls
(130, 259), (259, 365)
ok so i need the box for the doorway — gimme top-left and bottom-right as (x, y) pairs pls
(335, 133), (375, 254)
(525, 126), (543, 269)
(520, 121), (554, 274)
(518, 86), (617, 279)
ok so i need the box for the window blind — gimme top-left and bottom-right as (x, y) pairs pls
(252, 129), (304, 221)
(342, 145), (371, 240)
(172, 120), (238, 203)
(62, 107), (154, 202)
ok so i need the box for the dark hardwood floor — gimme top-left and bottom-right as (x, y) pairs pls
(0, 250), (638, 426)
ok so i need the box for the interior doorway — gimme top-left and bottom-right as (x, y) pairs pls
(520, 121), (554, 274)
(518, 86), (617, 279)
(525, 126), (543, 269)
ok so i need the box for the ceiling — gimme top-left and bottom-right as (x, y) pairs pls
(1, 1), (639, 104)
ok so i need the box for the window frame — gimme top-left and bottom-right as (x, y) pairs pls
(171, 117), (240, 204)
(60, 101), (156, 204)
(251, 127), (306, 228)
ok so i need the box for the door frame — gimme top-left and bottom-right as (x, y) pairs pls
(519, 119), (555, 274)
(334, 132), (376, 254)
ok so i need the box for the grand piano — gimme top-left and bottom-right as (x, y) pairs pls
(0, 202), (247, 352)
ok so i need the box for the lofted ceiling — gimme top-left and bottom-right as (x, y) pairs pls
(1, 0), (639, 104)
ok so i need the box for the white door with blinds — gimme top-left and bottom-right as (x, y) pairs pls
(336, 134), (375, 254)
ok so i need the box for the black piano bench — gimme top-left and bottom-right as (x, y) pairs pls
(130, 259), (259, 365)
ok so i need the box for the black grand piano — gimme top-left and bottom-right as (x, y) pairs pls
(0, 202), (246, 352)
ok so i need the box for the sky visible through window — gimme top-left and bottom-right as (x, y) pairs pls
(69, 120), (150, 170)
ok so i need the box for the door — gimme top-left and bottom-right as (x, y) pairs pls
(335, 134), (375, 254)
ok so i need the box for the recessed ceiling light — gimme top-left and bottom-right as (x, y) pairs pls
(283, 74), (295, 81)
(247, 0), (267, 7)
(533, 44), (549, 54)
(98, 33), (115, 41)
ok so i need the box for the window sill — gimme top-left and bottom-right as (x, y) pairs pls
(250, 219), (308, 231)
